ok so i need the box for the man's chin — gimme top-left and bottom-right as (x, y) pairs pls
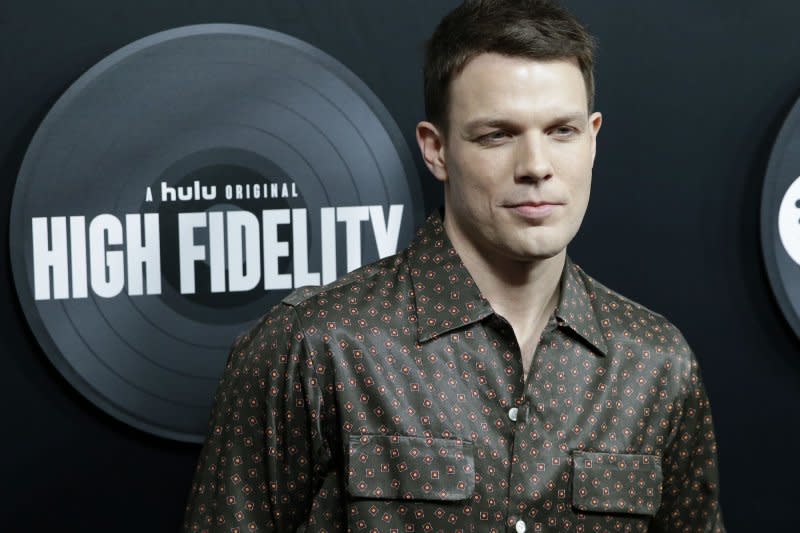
(500, 244), (565, 264)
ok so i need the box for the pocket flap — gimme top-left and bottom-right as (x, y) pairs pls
(571, 451), (663, 516)
(347, 434), (475, 501)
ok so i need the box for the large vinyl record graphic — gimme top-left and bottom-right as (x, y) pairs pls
(762, 94), (800, 341)
(10, 24), (421, 442)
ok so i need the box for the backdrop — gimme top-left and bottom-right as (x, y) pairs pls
(2, 1), (798, 531)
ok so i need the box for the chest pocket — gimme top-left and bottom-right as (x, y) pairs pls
(571, 451), (663, 516)
(347, 434), (475, 501)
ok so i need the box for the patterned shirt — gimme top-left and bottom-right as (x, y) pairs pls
(183, 210), (725, 533)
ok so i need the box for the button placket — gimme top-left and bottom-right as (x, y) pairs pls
(490, 313), (533, 530)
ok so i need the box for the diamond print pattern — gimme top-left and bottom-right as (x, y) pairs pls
(183, 211), (724, 533)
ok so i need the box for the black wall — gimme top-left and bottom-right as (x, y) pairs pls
(2, 1), (798, 531)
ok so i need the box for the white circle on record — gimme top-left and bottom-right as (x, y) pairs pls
(778, 176), (800, 265)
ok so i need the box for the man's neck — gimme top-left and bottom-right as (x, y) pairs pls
(443, 215), (565, 337)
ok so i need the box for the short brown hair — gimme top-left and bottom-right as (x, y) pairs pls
(424, 0), (596, 131)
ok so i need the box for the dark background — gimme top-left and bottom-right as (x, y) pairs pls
(2, 1), (798, 531)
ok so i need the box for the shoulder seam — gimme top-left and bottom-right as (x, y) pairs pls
(281, 253), (402, 307)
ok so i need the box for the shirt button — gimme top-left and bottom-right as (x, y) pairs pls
(508, 407), (518, 422)
(515, 519), (527, 533)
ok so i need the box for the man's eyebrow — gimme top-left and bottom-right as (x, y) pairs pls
(461, 118), (519, 133)
(462, 112), (588, 133)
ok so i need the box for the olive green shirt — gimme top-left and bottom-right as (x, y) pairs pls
(183, 210), (724, 532)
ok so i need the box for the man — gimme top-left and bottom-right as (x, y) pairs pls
(183, 1), (725, 532)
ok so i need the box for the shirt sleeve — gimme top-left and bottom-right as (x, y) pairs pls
(651, 353), (725, 533)
(181, 303), (332, 532)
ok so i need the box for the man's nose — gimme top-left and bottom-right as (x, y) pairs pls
(514, 133), (553, 182)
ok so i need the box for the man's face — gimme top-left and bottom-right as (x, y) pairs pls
(418, 53), (602, 264)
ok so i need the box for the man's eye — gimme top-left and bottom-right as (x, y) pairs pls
(552, 126), (576, 137)
(479, 131), (509, 143)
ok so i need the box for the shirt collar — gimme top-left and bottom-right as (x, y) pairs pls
(407, 209), (609, 357)
(556, 254), (610, 357)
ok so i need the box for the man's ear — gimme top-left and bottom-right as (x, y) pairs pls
(589, 111), (603, 163)
(416, 120), (448, 183)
